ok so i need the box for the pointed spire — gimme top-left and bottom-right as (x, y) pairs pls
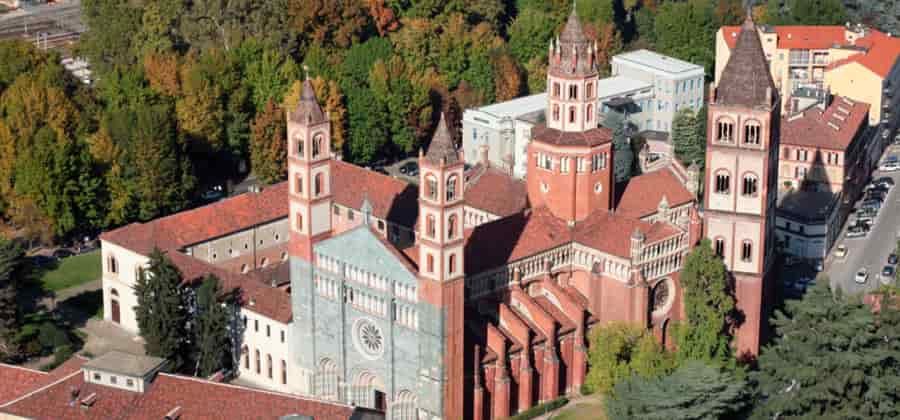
(290, 73), (327, 125)
(424, 113), (459, 166)
(560, 6), (588, 44)
(716, 8), (776, 107)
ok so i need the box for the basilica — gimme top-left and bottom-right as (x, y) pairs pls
(99, 9), (777, 420)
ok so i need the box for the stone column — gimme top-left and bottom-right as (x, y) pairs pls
(541, 328), (560, 402)
(518, 348), (534, 410)
(571, 311), (587, 391)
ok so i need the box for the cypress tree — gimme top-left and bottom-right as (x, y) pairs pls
(672, 108), (704, 167)
(193, 274), (232, 377)
(0, 238), (23, 359)
(604, 111), (634, 183)
(134, 248), (189, 368)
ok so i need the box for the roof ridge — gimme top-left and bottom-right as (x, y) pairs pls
(155, 373), (356, 407)
(0, 369), (82, 408)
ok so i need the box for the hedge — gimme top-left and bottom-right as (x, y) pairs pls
(508, 397), (569, 420)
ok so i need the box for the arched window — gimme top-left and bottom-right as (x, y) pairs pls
(426, 175), (438, 200)
(392, 390), (417, 420)
(426, 215), (436, 239)
(743, 121), (761, 145)
(560, 157), (570, 174)
(553, 83), (561, 98)
(586, 104), (593, 123)
(552, 105), (560, 122)
(446, 175), (458, 201)
(714, 238), (725, 257)
(742, 174), (759, 196)
(448, 215), (458, 239)
(267, 354), (273, 379)
(427, 254), (434, 273)
(296, 212), (304, 231)
(449, 254), (456, 274)
(569, 106), (576, 123)
(312, 134), (323, 158)
(714, 171), (730, 194)
(295, 174), (303, 194)
(314, 173), (323, 196)
(255, 349), (261, 374)
(741, 240), (753, 262)
(316, 359), (338, 398)
(296, 135), (304, 157)
(242, 345), (249, 369)
(586, 82), (594, 99)
(716, 118), (735, 142)
(783, 146), (791, 159)
(110, 288), (119, 297)
(568, 84), (578, 100)
(281, 360), (287, 385)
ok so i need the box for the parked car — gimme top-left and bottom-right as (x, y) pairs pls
(855, 210), (877, 224)
(890, 254), (899, 265)
(855, 267), (869, 284)
(814, 260), (824, 272)
(847, 225), (869, 238)
(201, 185), (225, 201)
(874, 176), (895, 188)
(865, 190), (887, 201)
(882, 265), (895, 278)
(51, 249), (73, 259)
(835, 245), (849, 258)
(399, 161), (419, 176)
(785, 256), (802, 266)
(861, 199), (882, 210)
(880, 159), (900, 172)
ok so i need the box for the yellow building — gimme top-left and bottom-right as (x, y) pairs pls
(715, 23), (900, 128)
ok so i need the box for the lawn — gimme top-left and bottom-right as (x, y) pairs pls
(552, 395), (606, 420)
(39, 250), (101, 292)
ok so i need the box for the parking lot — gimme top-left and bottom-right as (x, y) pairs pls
(825, 152), (900, 295)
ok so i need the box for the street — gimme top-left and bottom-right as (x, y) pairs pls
(825, 149), (900, 296)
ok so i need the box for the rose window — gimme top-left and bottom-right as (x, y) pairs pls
(353, 318), (385, 360)
(651, 279), (673, 315)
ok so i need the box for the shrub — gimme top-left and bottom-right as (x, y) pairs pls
(38, 322), (71, 350)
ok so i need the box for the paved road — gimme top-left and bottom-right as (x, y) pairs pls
(826, 152), (900, 296)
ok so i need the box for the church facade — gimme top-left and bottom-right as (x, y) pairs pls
(98, 9), (776, 420)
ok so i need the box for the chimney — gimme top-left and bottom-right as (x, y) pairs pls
(80, 393), (97, 409)
(165, 406), (182, 420)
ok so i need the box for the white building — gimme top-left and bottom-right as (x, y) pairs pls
(463, 49), (704, 177)
(775, 190), (841, 260)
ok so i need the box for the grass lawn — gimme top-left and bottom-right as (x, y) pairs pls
(552, 396), (606, 420)
(39, 250), (101, 292)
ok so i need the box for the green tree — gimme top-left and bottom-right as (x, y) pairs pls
(584, 322), (673, 395)
(0, 41), (47, 93)
(192, 275), (232, 377)
(134, 249), (190, 368)
(369, 57), (430, 154)
(508, 9), (557, 64)
(80, 0), (143, 76)
(249, 100), (287, 184)
(607, 360), (751, 420)
(672, 108), (704, 167)
(674, 239), (735, 364)
(653, 0), (716, 76)
(751, 283), (900, 419)
(604, 111), (634, 183)
(242, 46), (300, 111)
(0, 238), (24, 360)
(764, 0), (847, 25)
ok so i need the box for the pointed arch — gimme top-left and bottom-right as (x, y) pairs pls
(391, 390), (418, 420)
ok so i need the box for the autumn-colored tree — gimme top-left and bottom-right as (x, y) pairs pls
(143, 52), (181, 96)
(593, 22), (624, 78)
(177, 53), (228, 153)
(525, 56), (548, 94)
(366, 0), (399, 35)
(492, 51), (524, 102)
(250, 100), (287, 184)
(288, 0), (372, 51)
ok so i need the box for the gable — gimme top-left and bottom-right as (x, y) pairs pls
(315, 226), (418, 283)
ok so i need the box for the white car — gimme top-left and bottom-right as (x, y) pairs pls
(855, 268), (869, 284)
(880, 160), (900, 172)
(835, 245), (848, 258)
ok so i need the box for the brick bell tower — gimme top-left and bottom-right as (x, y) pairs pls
(287, 76), (333, 261)
(526, 7), (615, 222)
(703, 13), (779, 357)
(417, 113), (466, 419)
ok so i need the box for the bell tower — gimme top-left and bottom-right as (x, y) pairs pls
(704, 13), (779, 357)
(287, 76), (333, 261)
(417, 113), (465, 419)
(546, 8), (600, 132)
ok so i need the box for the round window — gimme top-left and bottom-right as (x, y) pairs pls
(540, 182), (549, 193)
(353, 318), (385, 360)
(651, 278), (675, 316)
(594, 182), (603, 193)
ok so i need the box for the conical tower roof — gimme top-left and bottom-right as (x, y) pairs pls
(716, 13), (776, 108)
(548, 7), (598, 77)
(560, 8), (589, 44)
(424, 113), (459, 165)
(290, 78), (327, 125)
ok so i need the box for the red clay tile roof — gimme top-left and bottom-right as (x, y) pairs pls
(531, 125), (613, 147)
(465, 165), (528, 218)
(331, 160), (418, 227)
(464, 206), (683, 274)
(0, 369), (141, 420)
(574, 210), (680, 258)
(166, 252), (292, 322)
(616, 167), (695, 219)
(464, 207), (573, 275)
(533, 296), (576, 334)
(781, 96), (870, 150)
(100, 182), (289, 255)
(0, 364), (47, 404)
(721, 25), (900, 78)
(124, 373), (356, 420)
